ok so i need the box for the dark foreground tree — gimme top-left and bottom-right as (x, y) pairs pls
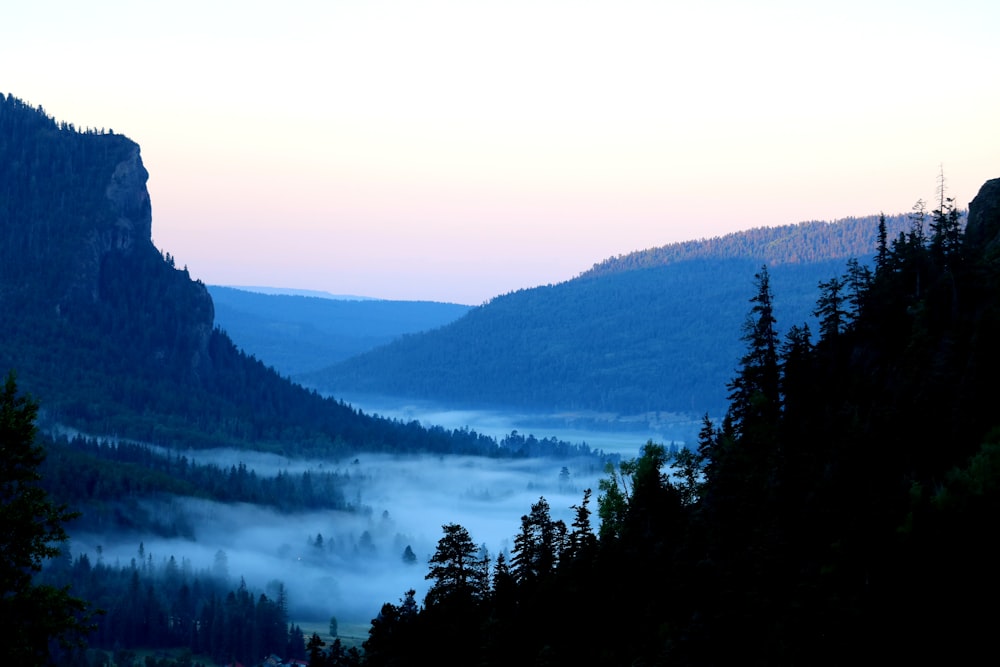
(0, 372), (93, 663)
(424, 523), (486, 606)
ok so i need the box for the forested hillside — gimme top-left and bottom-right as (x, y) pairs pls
(209, 286), (470, 377)
(359, 178), (1000, 666)
(307, 215), (912, 417)
(0, 94), (505, 456)
(583, 213), (909, 277)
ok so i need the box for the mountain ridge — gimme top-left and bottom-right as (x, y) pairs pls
(0, 93), (505, 457)
(304, 214), (917, 418)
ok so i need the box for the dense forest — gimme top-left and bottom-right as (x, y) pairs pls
(0, 93), (555, 458)
(35, 547), (311, 667)
(307, 215), (912, 416)
(6, 87), (1000, 664)
(354, 179), (1000, 665)
(37, 435), (361, 535)
(581, 213), (911, 277)
(32, 180), (988, 666)
(208, 286), (470, 377)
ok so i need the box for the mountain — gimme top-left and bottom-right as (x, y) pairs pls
(357, 180), (1000, 666)
(208, 285), (470, 377)
(224, 286), (377, 299)
(0, 93), (497, 456)
(305, 214), (915, 418)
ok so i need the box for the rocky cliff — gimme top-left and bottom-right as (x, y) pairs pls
(965, 177), (1000, 258)
(0, 93), (213, 376)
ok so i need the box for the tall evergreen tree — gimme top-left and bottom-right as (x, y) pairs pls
(0, 372), (93, 663)
(424, 523), (485, 607)
(875, 212), (890, 275)
(725, 265), (781, 440)
(510, 497), (565, 585)
(814, 276), (849, 342)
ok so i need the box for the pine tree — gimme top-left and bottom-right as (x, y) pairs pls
(510, 497), (565, 585)
(0, 372), (93, 663)
(930, 172), (964, 265)
(725, 265), (781, 440)
(565, 488), (597, 562)
(424, 523), (485, 607)
(875, 212), (890, 275)
(814, 276), (848, 343)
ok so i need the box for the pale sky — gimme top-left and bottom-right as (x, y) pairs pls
(4, 0), (998, 304)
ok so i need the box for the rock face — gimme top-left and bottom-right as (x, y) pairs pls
(75, 145), (155, 305)
(965, 177), (1000, 258)
(0, 93), (213, 379)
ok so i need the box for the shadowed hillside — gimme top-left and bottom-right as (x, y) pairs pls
(306, 214), (915, 418)
(209, 286), (470, 377)
(0, 94), (503, 456)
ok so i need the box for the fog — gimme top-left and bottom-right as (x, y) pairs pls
(339, 394), (702, 456)
(69, 401), (700, 631)
(72, 451), (609, 629)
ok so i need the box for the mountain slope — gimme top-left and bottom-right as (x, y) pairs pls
(307, 215), (914, 417)
(208, 286), (470, 377)
(0, 93), (498, 456)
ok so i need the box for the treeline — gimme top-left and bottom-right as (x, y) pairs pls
(0, 93), (574, 458)
(358, 184), (1000, 665)
(37, 435), (363, 535)
(37, 545), (307, 666)
(35, 429), (605, 538)
(209, 286), (470, 377)
(309, 215), (919, 417)
(581, 213), (915, 277)
(311, 255), (855, 416)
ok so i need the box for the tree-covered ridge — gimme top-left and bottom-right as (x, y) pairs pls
(581, 212), (915, 278)
(309, 215), (935, 417)
(36, 543), (312, 666)
(359, 180), (1000, 665)
(208, 286), (471, 377)
(0, 93), (566, 458)
(0, 94), (143, 301)
(311, 255), (855, 416)
(36, 435), (366, 536)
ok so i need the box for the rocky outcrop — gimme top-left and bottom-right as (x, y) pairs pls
(103, 145), (152, 251)
(965, 177), (1000, 258)
(0, 94), (214, 378)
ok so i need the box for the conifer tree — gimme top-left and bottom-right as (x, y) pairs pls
(564, 488), (597, 561)
(0, 372), (93, 663)
(814, 276), (848, 342)
(725, 265), (781, 440)
(875, 212), (890, 275)
(424, 523), (485, 606)
(511, 497), (565, 585)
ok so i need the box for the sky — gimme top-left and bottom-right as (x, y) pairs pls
(4, 1), (999, 304)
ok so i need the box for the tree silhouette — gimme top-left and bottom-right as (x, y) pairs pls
(424, 523), (485, 606)
(0, 372), (93, 662)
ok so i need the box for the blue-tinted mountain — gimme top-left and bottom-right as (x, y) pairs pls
(0, 93), (497, 456)
(306, 214), (915, 417)
(208, 285), (470, 377)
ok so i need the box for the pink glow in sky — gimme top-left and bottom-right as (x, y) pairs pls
(4, 0), (999, 304)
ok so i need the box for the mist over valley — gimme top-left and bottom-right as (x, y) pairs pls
(67, 448), (609, 627)
(6, 94), (1000, 664)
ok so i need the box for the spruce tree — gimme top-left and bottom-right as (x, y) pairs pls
(725, 265), (781, 440)
(424, 523), (485, 607)
(0, 372), (93, 663)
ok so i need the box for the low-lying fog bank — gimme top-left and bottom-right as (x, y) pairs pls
(72, 452), (610, 625)
(335, 394), (702, 456)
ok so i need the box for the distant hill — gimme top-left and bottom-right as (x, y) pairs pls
(225, 285), (375, 300)
(0, 93), (501, 456)
(582, 216), (913, 277)
(208, 286), (471, 377)
(306, 214), (916, 418)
